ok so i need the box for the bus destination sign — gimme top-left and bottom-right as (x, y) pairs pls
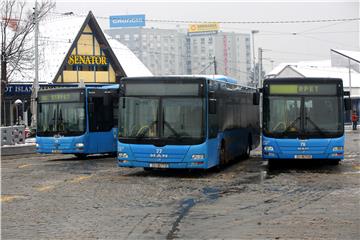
(269, 84), (337, 95)
(38, 92), (82, 102)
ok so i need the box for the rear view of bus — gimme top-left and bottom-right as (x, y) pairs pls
(262, 78), (351, 164)
(36, 85), (118, 158)
(117, 76), (260, 170)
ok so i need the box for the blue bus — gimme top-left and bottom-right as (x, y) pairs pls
(36, 85), (118, 158)
(262, 78), (351, 164)
(117, 75), (260, 170)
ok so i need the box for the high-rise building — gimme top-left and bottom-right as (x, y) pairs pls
(105, 28), (187, 75)
(105, 27), (251, 84)
(188, 32), (251, 84)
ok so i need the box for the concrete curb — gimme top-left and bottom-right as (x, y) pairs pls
(1, 144), (36, 156)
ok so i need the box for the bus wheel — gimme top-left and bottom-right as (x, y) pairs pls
(244, 144), (251, 159)
(143, 167), (152, 171)
(220, 144), (227, 166)
(328, 160), (340, 165)
(74, 153), (87, 159)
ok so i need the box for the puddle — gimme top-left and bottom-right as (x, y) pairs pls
(202, 187), (220, 200)
(167, 198), (196, 240)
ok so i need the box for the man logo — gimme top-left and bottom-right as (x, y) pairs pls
(300, 142), (306, 147)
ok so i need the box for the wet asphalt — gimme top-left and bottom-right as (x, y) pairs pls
(1, 130), (359, 239)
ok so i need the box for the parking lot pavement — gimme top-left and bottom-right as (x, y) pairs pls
(1, 132), (359, 239)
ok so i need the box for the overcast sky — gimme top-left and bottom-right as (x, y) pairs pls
(52, 0), (359, 72)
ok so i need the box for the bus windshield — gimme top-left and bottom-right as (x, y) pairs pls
(119, 97), (204, 142)
(264, 95), (342, 138)
(37, 102), (85, 136)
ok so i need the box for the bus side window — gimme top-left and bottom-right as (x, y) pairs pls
(208, 98), (218, 139)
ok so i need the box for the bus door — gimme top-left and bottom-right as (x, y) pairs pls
(207, 91), (220, 167)
(88, 89), (117, 153)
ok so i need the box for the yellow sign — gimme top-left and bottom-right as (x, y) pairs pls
(68, 55), (107, 65)
(188, 23), (219, 33)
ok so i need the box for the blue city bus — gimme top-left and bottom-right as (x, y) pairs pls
(36, 84), (119, 158)
(117, 75), (260, 170)
(262, 78), (352, 164)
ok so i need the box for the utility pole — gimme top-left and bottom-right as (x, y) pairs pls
(348, 58), (352, 97)
(258, 47), (263, 129)
(30, 1), (39, 129)
(258, 47), (263, 88)
(213, 56), (217, 75)
(251, 30), (259, 85)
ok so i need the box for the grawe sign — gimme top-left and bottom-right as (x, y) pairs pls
(109, 14), (145, 28)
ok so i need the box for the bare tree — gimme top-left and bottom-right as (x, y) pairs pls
(1, 0), (55, 99)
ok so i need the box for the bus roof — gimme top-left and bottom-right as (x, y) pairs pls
(38, 84), (119, 93)
(264, 77), (343, 84)
(122, 75), (257, 90)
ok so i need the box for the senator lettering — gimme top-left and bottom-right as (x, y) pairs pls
(67, 55), (107, 65)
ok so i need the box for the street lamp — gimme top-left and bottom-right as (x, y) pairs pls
(15, 99), (22, 125)
(251, 30), (259, 85)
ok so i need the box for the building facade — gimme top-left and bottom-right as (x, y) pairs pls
(1, 12), (151, 127)
(105, 28), (187, 75)
(188, 31), (251, 84)
(106, 27), (252, 84)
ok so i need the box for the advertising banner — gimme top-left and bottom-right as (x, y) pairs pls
(109, 14), (145, 28)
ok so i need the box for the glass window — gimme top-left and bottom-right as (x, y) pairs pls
(162, 98), (203, 138)
(304, 97), (341, 133)
(265, 96), (301, 134)
(89, 96), (114, 132)
(37, 102), (85, 136)
(119, 97), (159, 138)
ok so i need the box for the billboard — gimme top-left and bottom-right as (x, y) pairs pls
(188, 23), (219, 35)
(109, 14), (145, 28)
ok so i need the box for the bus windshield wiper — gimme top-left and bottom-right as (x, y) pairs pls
(283, 116), (301, 134)
(163, 121), (181, 138)
(305, 117), (326, 136)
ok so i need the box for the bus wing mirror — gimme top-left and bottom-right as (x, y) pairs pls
(209, 99), (217, 114)
(39, 104), (42, 113)
(253, 92), (260, 105)
(344, 98), (351, 111)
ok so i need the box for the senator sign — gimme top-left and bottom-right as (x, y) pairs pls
(67, 55), (107, 65)
(109, 14), (145, 28)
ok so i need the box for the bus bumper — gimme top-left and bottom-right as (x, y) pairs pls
(117, 142), (213, 169)
(262, 136), (345, 160)
(36, 136), (87, 154)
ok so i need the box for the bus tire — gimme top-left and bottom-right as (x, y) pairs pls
(243, 135), (252, 159)
(74, 153), (87, 159)
(329, 159), (340, 165)
(143, 167), (152, 171)
(244, 144), (251, 159)
(219, 143), (228, 167)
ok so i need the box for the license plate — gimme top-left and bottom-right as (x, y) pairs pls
(295, 155), (312, 159)
(52, 150), (62, 154)
(149, 163), (169, 168)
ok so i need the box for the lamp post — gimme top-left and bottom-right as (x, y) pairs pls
(251, 30), (259, 86)
(15, 99), (22, 125)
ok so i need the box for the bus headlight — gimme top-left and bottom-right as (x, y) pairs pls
(118, 152), (128, 158)
(264, 146), (274, 151)
(192, 154), (205, 160)
(75, 143), (84, 148)
(36, 143), (40, 148)
(332, 146), (343, 151)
